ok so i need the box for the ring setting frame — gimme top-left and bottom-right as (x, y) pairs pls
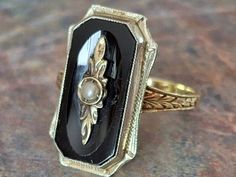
(49, 5), (158, 177)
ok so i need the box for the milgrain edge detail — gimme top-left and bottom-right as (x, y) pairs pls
(124, 42), (157, 158)
(85, 5), (144, 23)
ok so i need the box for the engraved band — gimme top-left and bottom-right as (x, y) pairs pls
(142, 78), (199, 112)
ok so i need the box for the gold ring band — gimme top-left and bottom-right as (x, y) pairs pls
(143, 78), (199, 112)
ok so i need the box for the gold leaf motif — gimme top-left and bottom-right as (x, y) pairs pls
(96, 60), (107, 79)
(90, 106), (98, 124)
(101, 78), (108, 86)
(142, 88), (196, 111)
(88, 58), (95, 75)
(94, 36), (106, 63)
(80, 105), (89, 120)
(95, 100), (103, 109)
(81, 116), (92, 145)
(79, 36), (108, 145)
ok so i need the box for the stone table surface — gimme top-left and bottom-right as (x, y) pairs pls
(0, 0), (236, 177)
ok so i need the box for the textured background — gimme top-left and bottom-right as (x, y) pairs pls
(0, 0), (236, 177)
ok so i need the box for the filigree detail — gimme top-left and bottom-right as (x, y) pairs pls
(142, 88), (197, 111)
(78, 36), (108, 145)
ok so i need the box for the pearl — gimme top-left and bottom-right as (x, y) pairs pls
(81, 81), (99, 101)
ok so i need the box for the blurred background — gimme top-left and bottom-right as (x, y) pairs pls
(0, 0), (235, 177)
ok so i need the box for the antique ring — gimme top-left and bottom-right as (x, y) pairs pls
(49, 5), (199, 177)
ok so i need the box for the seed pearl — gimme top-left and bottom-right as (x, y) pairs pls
(81, 81), (99, 101)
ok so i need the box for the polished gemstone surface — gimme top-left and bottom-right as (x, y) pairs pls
(55, 18), (136, 165)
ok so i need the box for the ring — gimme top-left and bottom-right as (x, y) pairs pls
(49, 5), (199, 177)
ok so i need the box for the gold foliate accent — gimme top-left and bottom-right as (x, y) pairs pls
(94, 36), (106, 62)
(77, 36), (108, 145)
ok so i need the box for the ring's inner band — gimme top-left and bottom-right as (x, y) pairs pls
(147, 78), (196, 96)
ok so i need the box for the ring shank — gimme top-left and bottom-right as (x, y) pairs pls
(142, 78), (199, 112)
(147, 78), (196, 96)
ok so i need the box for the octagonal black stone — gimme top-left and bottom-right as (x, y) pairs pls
(55, 18), (136, 165)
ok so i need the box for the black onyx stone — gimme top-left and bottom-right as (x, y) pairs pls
(55, 19), (136, 165)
